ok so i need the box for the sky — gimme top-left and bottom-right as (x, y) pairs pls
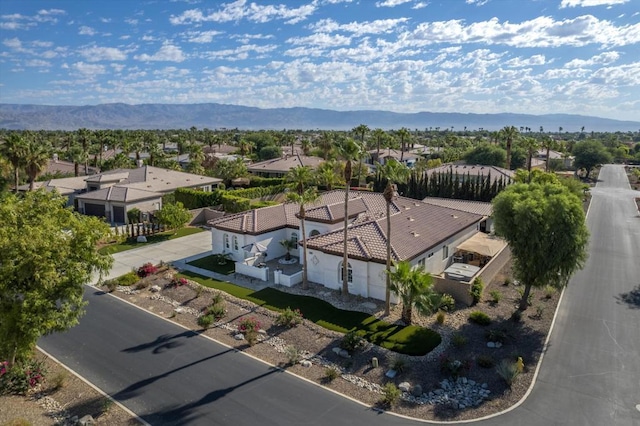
(0, 0), (639, 121)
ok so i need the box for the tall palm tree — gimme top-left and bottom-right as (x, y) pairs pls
(315, 162), (340, 190)
(540, 136), (556, 173)
(387, 261), (441, 325)
(352, 124), (369, 184)
(285, 165), (313, 195)
(521, 137), (540, 181)
(500, 126), (519, 170)
(372, 128), (386, 162)
(0, 132), (27, 192)
(336, 137), (363, 298)
(23, 136), (52, 190)
(396, 127), (411, 162)
(378, 159), (411, 315)
(76, 128), (93, 174)
(287, 187), (319, 290)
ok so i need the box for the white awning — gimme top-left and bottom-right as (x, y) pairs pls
(456, 233), (506, 257)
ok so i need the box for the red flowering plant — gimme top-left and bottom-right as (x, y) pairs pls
(137, 262), (158, 278)
(238, 317), (261, 333)
(0, 359), (46, 395)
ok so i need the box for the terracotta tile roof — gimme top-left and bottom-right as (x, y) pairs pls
(76, 186), (160, 203)
(247, 154), (325, 174)
(304, 198), (368, 223)
(421, 197), (493, 217)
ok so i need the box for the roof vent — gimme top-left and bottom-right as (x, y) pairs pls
(452, 214), (458, 219)
(411, 231), (420, 237)
(407, 217), (414, 221)
(403, 205), (410, 210)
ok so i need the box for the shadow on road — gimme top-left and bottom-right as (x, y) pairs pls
(615, 284), (640, 309)
(122, 330), (201, 354)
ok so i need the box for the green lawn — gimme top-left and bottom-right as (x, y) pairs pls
(187, 255), (235, 275)
(99, 227), (205, 255)
(179, 270), (441, 356)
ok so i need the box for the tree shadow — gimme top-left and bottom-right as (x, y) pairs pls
(121, 330), (200, 354)
(615, 285), (640, 309)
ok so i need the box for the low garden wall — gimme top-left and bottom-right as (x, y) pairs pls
(236, 259), (269, 281)
(275, 270), (303, 287)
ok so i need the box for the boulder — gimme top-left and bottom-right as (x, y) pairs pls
(411, 384), (423, 397)
(332, 347), (342, 355)
(398, 382), (411, 392)
(487, 342), (496, 348)
(300, 360), (312, 368)
(338, 349), (351, 359)
(136, 235), (147, 243)
(150, 285), (161, 293)
(234, 333), (244, 340)
(78, 415), (95, 425)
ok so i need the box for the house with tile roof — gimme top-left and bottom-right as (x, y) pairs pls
(209, 190), (494, 301)
(247, 153), (325, 178)
(22, 166), (221, 224)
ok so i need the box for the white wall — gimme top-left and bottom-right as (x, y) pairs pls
(211, 227), (290, 262)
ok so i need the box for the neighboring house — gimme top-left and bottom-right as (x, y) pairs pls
(247, 154), (325, 178)
(45, 155), (99, 176)
(21, 166), (221, 224)
(368, 148), (422, 168)
(209, 190), (491, 301)
(427, 164), (515, 184)
(534, 148), (574, 169)
(421, 197), (494, 233)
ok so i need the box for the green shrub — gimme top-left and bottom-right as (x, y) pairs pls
(390, 355), (408, 374)
(0, 359), (46, 395)
(495, 359), (521, 387)
(248, 176), (285, 187)
(485, 328), (508, 343)
(174, 188), (221, 209)
(104, 279), (117, 293)
(50, 371), (68, 390)
(489, 290), (502, 304)
(503, 277), (512, 286)
(451, 333), (468, 348)
(285, 345), (302, 365)
(115, 271), (139, 287)
(220, 193), (251, 213)
(436, 310), (446, 325)
(340, 331), (366, 353)
(468, 311), (491, 326)
(470, 277), (484, 305)
(206, 303), (226, 321)
(197, 314), (214, 329)
(439, 354), (471, 378)
(534, 305), (545, 319)
(476, 355), (495, 368)
(543, 285), (556, 299)
(438, 293), (455, 312)
(275, 307), (304, 328)
(381, 383), (401, 407)
(250, 200), (279, 209)
(324, 367), (340, 382)
(211, 292), (224, 305)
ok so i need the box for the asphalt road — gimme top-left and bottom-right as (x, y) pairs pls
(39, 165), (640, 426)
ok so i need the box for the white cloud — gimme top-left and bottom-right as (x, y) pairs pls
(2, 37), (22, 49)
(560, 0), (629, 8)
(25, 59), (50, 67)
(170, 1), (316, 25)
(505, 54), (547, 67)
(203, 43), (277, 61)
(72, 61), (106, 76)
(134, 42), (186, 62)
(375, 0), (412, 7)
(185, 30), (223, 43)
(565, 51), (620, 68)
(466, 0), (489, 5)
(308, 18), (410, 35)
(79, 26), (96, 36)
(287, 32), (351, 47)
(79, 46), (128, 62)
(412, 2), (428, 9)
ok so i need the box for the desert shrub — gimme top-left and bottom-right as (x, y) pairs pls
(136, 279), (151, 290)
(476, 355), (495, 368)
(436, 310), (446, 325)
(495, 359), (521, 387)
(238, 316), (260, 346)
(543, 285), (556, 299)
(275, 307), (304, 328)
(381, 383), (401, 407)
(197, 314), (214, 329)
(50, 371), (68, 390)
(3, 418), (32, 426)
(468, 311), (491, 326)
(439, 354), (471, 378)
(390, 355), (408, 374)
(489, 290), (503, 304)
(285, 345), (302, 365)
(137, 262), (158, 278)
(485, 328), (508, 343)
(207, 303), (226, 321)
(324, 367), (340, 382)
(503, 277), (512, 286)
(0, 359), (46, 395)
(451, 333), (468, 348)
(469, 277), (484, 305)
(340, 331), (366, 353)
(170, 276), (188, 287)
(195, 286), (204, 298)
(104, 279), (118, 293)
(113, 271), (139, 287)
(533, 305), (545, 319)
(211, 292), (224, 305)
(438, 293), (456, 312)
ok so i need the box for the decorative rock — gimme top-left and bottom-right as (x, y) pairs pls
(338, 349), (351, 359)
(385, 369), (397, 378)
(487, 341), (496, 348)
(258, 329), (267, 335)
(411, 384), (423, 397)
(70, 416), (78, 424)
(234, 333), (244, 340)
(332, 347), (342, 355)
(300, 360), (312, 368)
(482, 383), (488, 389)
(371, 357), (379, 368)
(78, 414), (95, 425)
(174, 307), (184, 314)
(136, 235), (147, 243)
(398, 382), (411, 392)
(150, 285), (161, 292)
(495, 342), (503, 348)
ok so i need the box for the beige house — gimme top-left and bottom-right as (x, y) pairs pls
(247, 154), (325, 178)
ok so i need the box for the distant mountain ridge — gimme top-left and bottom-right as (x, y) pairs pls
(0, 103), (637, 132)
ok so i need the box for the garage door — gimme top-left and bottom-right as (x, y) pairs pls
(84, 203), (105, 218)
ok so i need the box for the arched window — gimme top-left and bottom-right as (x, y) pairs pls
(291, 232), (298, 245)
(309, 229), (320, 237)
(233, 236), (239, 251)
(224, 234), (229, 249)
(338, 262), (353, 283)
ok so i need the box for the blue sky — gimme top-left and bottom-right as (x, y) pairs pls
(1, 0), (638, 120)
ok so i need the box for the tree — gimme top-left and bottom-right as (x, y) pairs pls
(492, 182), (589, 310)
(521, 137), (540, 180)
(285, 166), (313, 195)
(279, 238), (297, 261)
(396, 128), (411, 162)
(372, 128), (386, 162)
(287, 188), (319, 290)
(387, 261), (441, 325)
(23, 136), (52, 190)
(464, 143), (507, 167)
(500, 126), (519, 170)
(155, 202), (191, 233)
(0, 190), (113, 367)
(210, 158), (247, 186)
(352, 124), (369, 184)
(573, 140), (613, 179)
(377, 159), (410, 315)
(540, 136), (556, 173)
(0, 132), (26, 192)
(336, 137), (363, 298)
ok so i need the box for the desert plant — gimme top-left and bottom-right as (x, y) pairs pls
(381, 382), (401, 407)
(324, 366), (340, 382)
(451, 333), (468, 348)
(503, 277), (512, 286)
(104, 279), (118, 293)
(285, 345), (302, 365)
(0, 359), (46, 395)
(533, 305), (545, 319)
(437, 293), (456, 312)
(238, 316), (261, 346)
(211, 292), (224, 305)
(489, 290), (503, 304)
(469, 277), (484, 305)
(137, 262), (158, 278)
(100, 397), (114, 415)
(390, 355), (408, 374)
(3, 418), (32, 426)
(495, 359), (521, 387)
(439, 354), (471, 378)
(543, 285), (556, 299)
(485, 328), (508, 343)
(436, 310), (446, 325)
(197, 314), (214, 329)
(340, 331), (366, 353)
(476, 354), (495, 368)
(195, 286), (204, 298)
(115, 271), (140, 287)
(468, 311), (491, 326)
(136, 279), (151, 290)
(207, 303), (226, 321)
(49, 371), (68, 391)
(275, 307), (304, 328)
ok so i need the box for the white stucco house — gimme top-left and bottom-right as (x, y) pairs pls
(209, 190), (494, 302)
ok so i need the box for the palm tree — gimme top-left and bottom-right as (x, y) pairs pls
(285, 165), (313, 195)
(0, 132), (27, 192)
(372, 128), (386, 162)
(396, 128), (411, 162)
(315, 162), (340, 190)
(521, 137), (540, 181)
(387, 261), (441, 325)
(279, 238), (297, 261)
(540, 136), (556, 173)
(500, 126), (519, 170)
(23, 136), (52, 190)
(336, 137), (363, 298)
(76, 128), (93, 174)
(352, 124), (369, 184)
(378, 159), (411, 315)
(287, 187), (319, 290)
(317, 131), (333, 159)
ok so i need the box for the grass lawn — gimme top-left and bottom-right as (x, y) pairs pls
(187, 255), (235, 275)
(99, 227), (205, 255)
(179, 270), (441, 356)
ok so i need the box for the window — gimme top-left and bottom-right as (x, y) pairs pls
(427, 252), (434, 258)
(339, 262), (353, 283)
(442, 245), (449, 260)
(291, 232), (298, 245)
(233, 236), (239, 251)
(224, 234), (229, 249)
(310, 230), (320, 237)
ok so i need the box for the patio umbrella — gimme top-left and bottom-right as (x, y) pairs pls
(242, 242), (267, 253)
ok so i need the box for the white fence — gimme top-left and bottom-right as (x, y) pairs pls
(275, 270), (303, 287)
(236, 260), (269, 281)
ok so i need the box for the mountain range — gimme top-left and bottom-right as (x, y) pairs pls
(1, 103), (638, 132)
